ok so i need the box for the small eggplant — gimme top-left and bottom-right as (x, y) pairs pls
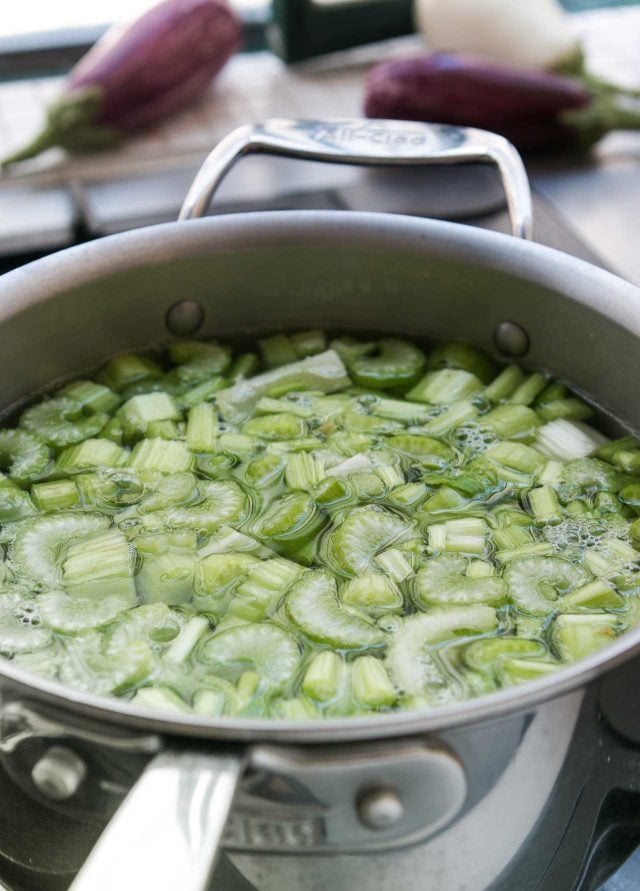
(364, 53), (640, 153)
(2, 0), (242, 168)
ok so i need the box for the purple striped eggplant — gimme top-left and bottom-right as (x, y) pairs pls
(2, 0), (242, 168)
(364, 53), (640, 153)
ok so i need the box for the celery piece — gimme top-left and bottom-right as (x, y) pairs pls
(59, 379), (120, 414)
(464, 637), (547, 670)
(374, 548), (414, 583)
(620, 485), (640, 510)
(495, 542), (555, 564)
(136, 471), (197, 514)
(165, 615), (209, 664)
(286, 570), (384, 649)
(313, 477), (351, 507)
(63, 528), (136, 604)
(302, 650), (343, 701)
(481, 405), (541, 441)
(228, 353), (259, 383)
(415, 554), (507, 608)
(508, 373), (548, 406)
(169, 340), (231, 370)
(584, 538), (639, 578)
(259, 334), (297, 368)
(245, 452), (286, 489)
(194, 552), (257, 608)
(351, 656), (396, 707)
(538, 399), (594, 422)
(0, 484), (37, 523)
(376, 463), (404, 490)
(427, 341), (497, 384)
(147, 420), (182, 440)
(563, 580), (625, 610)
(285, 452), (326, 492)
(500, 659), (561, 684)
(256, 397), (313, 418)
(340, 572), (403, 613)
(504, 556), (592, 615)
(131, 686), (192, 714)
(128, 438), (193, 473)
(594, 492), (625, 518)
(135, 549), (196, 606)
(138, 480), (246, 535)
(612, 450), (640, 475)
(327, 505), (411, 575)
(556, 458), (624, 503)
(100, 416), (124, 445)
(217, 434), (259, 459)
(537, 420), (608, 461)
(423, 401), (479, 436)
(99, 354), (162, 392)
(535, 382), (568, 405)
(592, 436), (640, 462)
(631, 519), (640, 543)
(430, 518), (489, 556)
(407, 369), (483, 404)
(465, 559), (495, 579)
(31, 480), (80, 513)
(387, 482), (428, 510)
(552, 613), (623, 662)
(0, 429), (50, 482)
(58, 438), (128, 473)
(340, 409), (402, 436)
(186, 403), (218, 453)
(527, 486), (563, 526)
(180, 377), (225, 408)
(485, 442), (546, 475)
(37, 590), (130, 633)
(348, 339), (425, 390)
(21, 397), (109, 448)
(243, 413), (307, 441)
(483, 364), (525, 402)
(226, 558), (304, 622)
(192, 689), (226, 717)
(363, 396), (430, 424)
(493, 526), (534, 551)
(539, 459), (564, 485)
(330, 336), (376, 364)
(385, 434), (453, 469)
(290, 330), (327, 359)
(119, 392), (181, 436)
(254, 493), (326, 548)
(420, 486), (468, 516)
(201, 623), (301, 689)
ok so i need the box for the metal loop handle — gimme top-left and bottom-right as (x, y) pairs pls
(179, 118), (533, 240)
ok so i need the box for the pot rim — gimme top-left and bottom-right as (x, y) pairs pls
(1, 210), (639, 744)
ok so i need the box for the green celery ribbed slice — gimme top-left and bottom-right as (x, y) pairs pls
(21, 397), (109, 447)
(9, 513), (110, 588)
(133, 481), (247, 535)
(327, 505), (412, 576)
(464, 636), (548, 671)
(193, 552), (258, 618)
(386, 605), (498, 696)
(499, 658), (561, 684)
(385, 434), (454, 469)
(63, 528), (136, 604)
(0, 589), (52, 654)
(348, 339), (425, 390)
(58, 379), (120, 414)
(254, 492), (325, 547)
(110, 603), (184, 649)
(555, 458), (626, 503)
(551, 613), (624, 662)
(351, 655), (397, 707)
(136, 472), (199, 513)
(77, 469), (145, 509)
(286, 570), (384, 649)
(407, 369), (483, 404)
(128, 438), (193, 473)
(504, 556), (592, 615)
(0, 429), (50, 482)
(426, 342), (497, 384)
(59, 630), (155, 695)
(340, 572), (403, 614)
(0, 484), (37, 523)
(200, 623), (301, 689)
(37, 590), (131, 633)
(243, 413), (307, 441)
(414, 555), (508, 608)
(135, 549), (196, 606)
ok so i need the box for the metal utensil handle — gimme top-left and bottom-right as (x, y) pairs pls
(179, 117), (533, 240)
(68, 748), (245, 891)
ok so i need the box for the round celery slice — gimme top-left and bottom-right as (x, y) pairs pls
(286, 570), (384, 650)
(556, 458), (626, 503)
(243, 413), (307, 441)
(200, 623), (301, 689)
(386, 605), (498, 696)
(464, 636), (548, 671)
(21, 397), (108, 448)
(254, 492), (325, 546)
(348, 339), (425, 390)
(60, 630), (155, 695)
(327, 505), (412, 576)
(504, 556), (592, 615)
(414, 555), (508, 609)
(0, 429), (50, 482)
(385, 434), (454, 469)
(0, 589), (52, 654)
(9, 513), (110, 589)
(137, 472), (199, 513)
(37, 590), (131, 633)
(134, 481), (247, 535)
(110, 603), (184, 650)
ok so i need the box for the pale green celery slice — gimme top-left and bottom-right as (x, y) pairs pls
(274, 697), (319, 720)
(256, 397), (313, 418)
(351, 656), (396, 707)
(500, 658), (562, 684)
(414, 554), (508, 608)
(584, 538), (639, 580)
(165, 616), (210, 664)
(76, 469), (145, 510)
(508, 372), (548, 406)
(186, 403), (218, 453)
(131, 686), (192, 714)
(31, 479), (80, 512)
(551, 613), (625, 662)
(325, 453), (376, 478)
(193, 675), (242, 716)
(0, 589), (52, 654)
(495, 542), (555, 564)
(563, 579), (625, 610)
(135, 549), (196, 606)
(226, 558), (306, 622)
(555, 458), (625, 503)
(9, 513), (110, 588)
(327, 505), (413, 576)
(60, 631), (156, 695)
(0, 484), (38, 523)
(503, 556), (592, 615)
(285, 570), (384, 649)
(374, 548), (414, 583)
(57, 438), (128, 473)
(200, 623), (301, 689)
(0, 429), (50, 482)
(362, 396), (430, 424)
(285, 452), (326, 491)
(339, 409), (402, 435)
(302, 651), (344, 701)
(119, 392), (181, 436)
(21, 397), (109, 448)
(243, 412), (307, 440)
(340, 572), (403, 614)
(348, 339), (425, 390)
(427, 518), (489, 556)
(426, 342), (497, 383)
(58, 379), (120, 414)
(136, 471), (199, 514)
(484, 442), (546, 474)
(422, 401), (478, 436)
(483, 364), (525, 402)
(536, 420), (608, 461)
(110, 603), (184, 650)
(385, 434), (454, 469)
(386, 605), (498, 696)
(99, 354), (162, 392)
(253, 492), (325, 548)
(480, 405), (541, 441)
(245, 452), (286, 488)
(527, 486), (563, 525)
(128, 438), (194, 473)
(201, 526), (274, 558)
(63, 528), (136, 604)
(134, 481), (247, 535)
(464, 636), (548, 671)
(217, 350), (350, 421)
(37, 590), (131, 633)
(407, 369), (483, 404)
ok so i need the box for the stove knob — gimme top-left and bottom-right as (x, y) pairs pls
(31, 745), (87, 802)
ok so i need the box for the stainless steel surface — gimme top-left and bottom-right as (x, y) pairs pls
(68, 750), (245, 891)
(178, 119), (534, 239)
(30, 746), (87, 802)
(357, 787), (405, 831)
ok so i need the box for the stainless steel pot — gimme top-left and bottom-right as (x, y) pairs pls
(0, 119), (639, 891)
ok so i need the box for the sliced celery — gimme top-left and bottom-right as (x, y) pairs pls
(552, 613), (623, 661)
(200, 623), (301, 689)
(407, 369), (483, 404)
(426, 342), (497, 384)
(128, 438), (193, 473)
(504, 556), (592, 615)
(0, 429), (50, 482)
(63, 528), (136, 603)
(483, 364), (525, 402)
(385, 434), (453, 469)
(254, 492), (326, 549)
(135, 549), (196, 606)
(302, 650), (344, 701)
(58, 438), (127, 473)
(59, 379), (120, 414)
(186, 403), (218, 453)
(99, 354), (162, 392)
(340, 572), (403, 614)
(21, 397), (109, 447)
(169, 339), (231, 371)
(327, 505), (411, 575)
(348, 339), (425, 390)
(243, 412), (307, 441)
(414, 554), (507, 608)
(351, 656), (396, 707)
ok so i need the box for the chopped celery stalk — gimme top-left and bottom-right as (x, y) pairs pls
(481, 405), (540, 440)
(101, 416), (124, 444)
(0, 485), (37, 523)
(285, 452), (326, 491)
(99, 355), (162, 392)
(302, 651), (343, 701)
(136, 472), (197, 514)
(464, 636), (547, 670)
(128, 438), (193, 473)
(508, 373), (548, 406)
(313, 477), (351, 506)
(290, 330), (327, 359)
(374, 548), (414, 582)
(169, 339), (231, 370)
(245, 452), (286, 488)
(385, 434), (453, 469)
(37, 590), (130, 633)
(387, 482), (428, 510)
(500, 658), (561, 684)
(136, 550), (196, 605)
(254, 493), (325, 548)
(194, 552), (258, 617)
(243, 413), (307, 440)
(340, 572), (403, 613)
(620, 485), (640, 509)
(58, 438), (127, 473)
(428, 518), (489, 556)
(237, 670), (261, 701)
(540, 460), (564, 485)
(552, 613), (623, 661)
(59, 379), (120, 414)
(485, 442), (546, 474)
(147, 420), (181, 440)
(201, 623), (301, 689)
(504, 556), (592, 615)
(192, 689), (226, 716)
(256, 397), (313, 418)
(556, 458), (625, 502)
(9, 513), (109, 587)
(466, 560), (495, 579)
(330, 336), (376, 364)
(351, 656), (396, 707)
(538, 399), (593, 422)
(426, 341), (497, 384)
(420, 487), (468, 516)
(131, 686), (191, 714)
(186, 403), (218, 453)
(119, 392), (180, 435)
(275, 697), (319, 720)
(138, 481), (246, 535)
(21, 397), (109, 447)
(228, 353), (259, 383)
(386, 605), (498, 695)
(180, 377), (225, 407)
(0, 429), (50, 482)
(375, 463), (405, 489)
(414, 555), (507, 607)
(536, 382), (568, 404)
(364, 396), (430, 423)
(493, 526), (534, 551)
(612, 450), (640, 474)
(423, 401), (479, 436)
(407, 369), (483, 404)
(340, 409), (402, 435)
(259, 334), (297, 368)
(165, 616), (209, 664)
(325, 453), (376, 478)
(537, 420), (608, 461)
(63, 528), (136, 603)
(227, 559), (304, 622)
(483, 364), (525, 402)
(527, 486), (563, 525)
(584, 538), (639, 577)
(286, 570), (384, 649)
(495, 542), (555, 564)
(592, 436), (640, 462)
(631, 519), (640, 543)
(348, 339), (425, 390)
(563, 579), (625, 610)
(217, 434), (258, 458)
(327, 506), (412, 575)
(217, 350), (350, 420)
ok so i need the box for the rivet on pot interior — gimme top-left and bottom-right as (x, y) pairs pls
(31, 745), (88, 802)
(357, 785), (404, 830)
(493, 321), (529, 358)
(165, 300), (205, 336)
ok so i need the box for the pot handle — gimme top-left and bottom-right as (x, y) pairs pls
(67, 747), (246, 891)
(178, 118), (533, 239)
